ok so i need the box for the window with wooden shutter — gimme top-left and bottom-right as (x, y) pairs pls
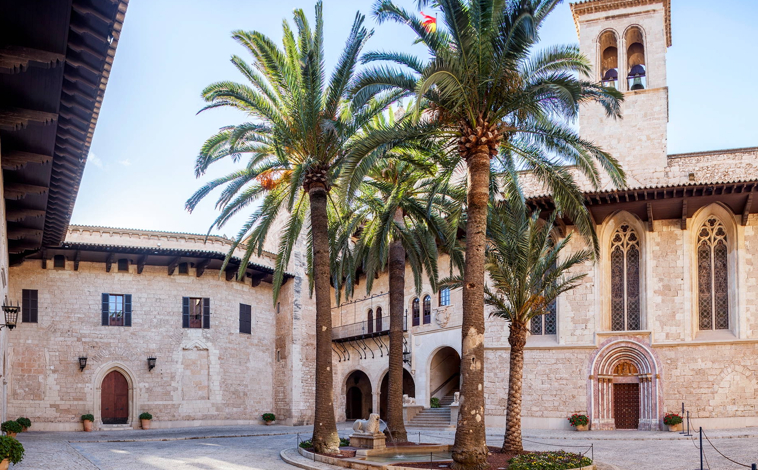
(22, 289), (38, 323)
(239, 303), (252, 334)
(184, 297), (204, 328)
(102, 294), (130, 327)
(202, 298), (210, 329)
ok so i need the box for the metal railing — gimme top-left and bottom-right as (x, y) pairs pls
(332, 315), (407, 341)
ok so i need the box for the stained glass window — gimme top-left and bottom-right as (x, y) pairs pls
(610, 224), (641, 331)
(698, 217), (729, 330)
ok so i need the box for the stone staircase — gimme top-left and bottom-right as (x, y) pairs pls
(407, 389), (459, 428)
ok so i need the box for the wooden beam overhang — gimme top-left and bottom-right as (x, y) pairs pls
(0, 45), (65, 73)
(5, 183), (49, 200)
(167, 257), (181, 276)
(105, 253), (114, 272)
(646, 203), (654, 232)
(681, 200), (688, 230)
(195, 259), (210, 278)
(74, 250), (80, 271)
(742, 194), (753, 226)
(137, 255), (147, 274)
(0, 108), (58, 131)
(1, 151), (53, 170)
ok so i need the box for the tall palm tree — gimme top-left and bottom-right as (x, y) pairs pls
(344, 146), (462, 442)
(484, 200), (592, 453)
(186, 2), (398, 453)
(347, 1), (625, 467)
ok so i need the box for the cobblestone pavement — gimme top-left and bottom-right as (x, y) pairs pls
(10, 424), (758, 469)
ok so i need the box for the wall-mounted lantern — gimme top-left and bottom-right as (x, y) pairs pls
(147, 357), (156, 371)
(1, 302), (20, 330)
(78, 357), (88, 372)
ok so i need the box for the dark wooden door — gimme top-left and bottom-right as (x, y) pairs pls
(102, 371), (129, 424)
(613, 383), (639, 429)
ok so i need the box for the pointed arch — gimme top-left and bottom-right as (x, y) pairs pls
(690, 203), (738, 335)
(600, 212), (647, 331)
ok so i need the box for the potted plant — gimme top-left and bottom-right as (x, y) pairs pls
(0, 422), (21, 438)
(261, 413), (276, 425)
(664, 413), (683, 432)
(81, 414), (94, 432)
(139, 412), (153, 430)
(430, 397), (441, 408)
(0, 436), (24, 469)
(567, 414), (589, 431)
(15, 418), (30, 433)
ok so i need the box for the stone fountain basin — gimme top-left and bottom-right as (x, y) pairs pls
(298, 444), (453, 470)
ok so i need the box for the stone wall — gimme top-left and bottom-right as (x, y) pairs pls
(6, 258), (284, 430)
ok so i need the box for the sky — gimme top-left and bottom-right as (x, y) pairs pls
(71, 0), (758, 238)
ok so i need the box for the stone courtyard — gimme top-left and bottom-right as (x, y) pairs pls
(9, 423), (758, 469)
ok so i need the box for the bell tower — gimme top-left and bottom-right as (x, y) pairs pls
(570, 0), (672, 186)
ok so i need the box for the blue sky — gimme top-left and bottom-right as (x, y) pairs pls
(72, 0), (758, 237)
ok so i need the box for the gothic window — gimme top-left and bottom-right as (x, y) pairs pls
(610, 224), (641, 331)
(367, 309), (374, 334)
(697, 217), (729, 330)
(376, 307), (383, 332)
(423, 295), (432, 324)
(530, 299), (557, 335)
(412, 298), (420, 326)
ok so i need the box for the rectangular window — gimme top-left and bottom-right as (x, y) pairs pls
(101, 293), (132, 327)
(53, 255), (65, 269)
(117, 258), (129, 272)
(239, 303), (252, 334)
(183, 297), (210, 329)
(439, 288), (451, 306)
(178, 262), (189, 275)
(22, 289), (38, 323)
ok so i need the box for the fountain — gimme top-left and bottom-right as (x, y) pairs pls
(349, 413), (386, 449)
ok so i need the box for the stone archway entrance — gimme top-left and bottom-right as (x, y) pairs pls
(590, 340), (661, 430)
(101, 370), (129, 424)
(345, 370), (372, 420)
(379, 369), (415, 420)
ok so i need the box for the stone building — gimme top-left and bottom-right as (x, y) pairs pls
(329, 0), (758, 432)
(1, 0), (757, 433)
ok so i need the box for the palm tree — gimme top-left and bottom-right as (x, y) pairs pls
(186, 2), (399, 453)
(344, 145), (462, 442)
(484, 200), (592, 453)
(347, 1), (625, 467)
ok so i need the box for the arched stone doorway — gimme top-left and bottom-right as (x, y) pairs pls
(345, 370), (372, 420)
(429, 347), (460, 404)
(379, 369), (415, 420)
(101, 370), (129, 424)
(590, 340), (662, 430)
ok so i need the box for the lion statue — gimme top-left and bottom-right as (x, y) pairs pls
(352, 413), (381, 434)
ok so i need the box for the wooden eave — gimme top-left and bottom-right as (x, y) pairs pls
(527, 181), (758, 228)
(0, 0), (129, 264)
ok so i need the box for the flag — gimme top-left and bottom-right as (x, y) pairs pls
(420, 12), (437, 33)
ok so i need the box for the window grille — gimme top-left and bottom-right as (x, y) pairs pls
(610, 224), (641, 331)
(697, 217), (729, 330)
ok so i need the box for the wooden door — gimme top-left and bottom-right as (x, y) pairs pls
(102, 371), (129, 424)
(613, 383), (639, 429)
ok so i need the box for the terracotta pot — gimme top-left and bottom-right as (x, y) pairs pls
(667, 423), (682, 432)
(574, 424), (589, 431)
(83, 420), (93, 432)
(265, 421), (275, 426)
(5, 433), (16, 438)
(20, 427), (27, 432)
(0, 458), (9, 470)
(141, 419), (151, 430)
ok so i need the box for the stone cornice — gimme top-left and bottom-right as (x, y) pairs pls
(570, 0), (672, 47)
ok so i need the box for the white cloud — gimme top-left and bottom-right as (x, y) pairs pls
(88, 151), (103, 168)
(119, 159), (131, 166)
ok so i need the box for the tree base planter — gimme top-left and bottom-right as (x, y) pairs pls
(667, 423), (682, 432)
(141, 419), (151, 430)
(83, 421), (93, 432)
(574, 424), (589, 431)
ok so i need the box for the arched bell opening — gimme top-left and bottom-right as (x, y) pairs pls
(599, 30), (619, 88)
(626, 27), (646, 90)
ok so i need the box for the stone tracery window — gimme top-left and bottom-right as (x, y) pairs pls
(697, 216), (729, 330)
(610, 224), (641, 331)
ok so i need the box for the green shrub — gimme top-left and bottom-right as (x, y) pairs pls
(567, 414), (588, 427)
(509, 451), (592, 470)
(663, 413), (683, 426)
(299, 439), (312, 449)
(81, 414), (94, 422)
(261, 413), (276, 422)
(1, 421), (21, 435)
(0, 436), (24, 464)
(15, 418), (31, 429)
(430, 397), (441, 408)
(339, 437), (350, 447)
(139, 412), (153, 420)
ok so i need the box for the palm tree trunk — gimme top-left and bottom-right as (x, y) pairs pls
(502, 321), (528, 454)
(386, 208), (408, 442)
(308, 184), (340, 454)
(452, 146), (490, 470)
